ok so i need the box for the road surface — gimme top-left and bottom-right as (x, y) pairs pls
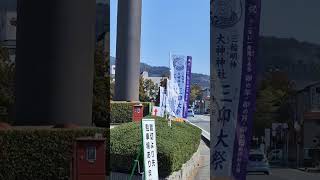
(187, 115), (210, 133)
(247, 168), (320, 180)
(187, 115), (210, 140)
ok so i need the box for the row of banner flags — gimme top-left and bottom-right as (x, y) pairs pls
(153, 0), (261, 179)
(153, 55), (192, 119)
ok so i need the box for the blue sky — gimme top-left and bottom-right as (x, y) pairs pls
(110, 0), (210, 75)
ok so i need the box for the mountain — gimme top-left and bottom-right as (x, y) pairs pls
(110, 57), (210, 88)
(111, 36), (320, 90)
(257, 36), (320, 89)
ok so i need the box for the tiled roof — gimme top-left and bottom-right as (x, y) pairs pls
(304, 112), (320, 120)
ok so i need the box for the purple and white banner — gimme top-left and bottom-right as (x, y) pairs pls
(183, 56), (192, 118)
(210, 0), (261, 179)
(169, 54), (192, 118)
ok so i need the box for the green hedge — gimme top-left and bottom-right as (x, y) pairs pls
(110, 116), (201, 177)
(110, 101), (153, 123)
(0, 128), (107, 180)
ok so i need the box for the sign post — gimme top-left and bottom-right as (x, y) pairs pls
(141, 119), (159, 180)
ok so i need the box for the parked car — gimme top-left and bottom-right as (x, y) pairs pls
(187, 109), (195, 117)
(247, 150), (270, 175)
(268, 149), (283, 162)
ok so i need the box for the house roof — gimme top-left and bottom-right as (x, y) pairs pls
(296, 81), (320, 94)
(304, 112), (320, 120)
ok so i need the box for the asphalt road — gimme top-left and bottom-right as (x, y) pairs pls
(247, 168), (320, 180)
(187, 115), (210, 133)
(187, 115), (210, 141)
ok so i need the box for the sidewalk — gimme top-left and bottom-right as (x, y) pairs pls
(195, 140), (210, 180)
(298, 167), (320, 173)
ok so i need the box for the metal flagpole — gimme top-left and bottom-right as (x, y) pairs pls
(168, 51), (172, 127)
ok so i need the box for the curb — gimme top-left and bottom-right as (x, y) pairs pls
(297, 167), (320, 173)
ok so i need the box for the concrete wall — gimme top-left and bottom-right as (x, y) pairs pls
(303, 120), (320, 149)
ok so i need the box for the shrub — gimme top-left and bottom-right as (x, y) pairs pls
(0, 128), (106, 180)
(110, 101), (152, 123)
(110, 116), (201, 177)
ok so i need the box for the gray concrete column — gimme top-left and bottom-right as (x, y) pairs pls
(15, 0), (96, 125)
(114, 0), (142, 101)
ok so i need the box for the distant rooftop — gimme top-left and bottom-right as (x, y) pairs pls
(0, 1), (16, 11)
(294, 80), (320, 92)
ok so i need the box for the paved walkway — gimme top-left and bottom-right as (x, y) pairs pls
(195, 140), (210, 180)
(247, 168), (320, 180)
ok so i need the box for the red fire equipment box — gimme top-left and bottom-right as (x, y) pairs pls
(132, 104), (144, 122)
(72, 137), (106, 180)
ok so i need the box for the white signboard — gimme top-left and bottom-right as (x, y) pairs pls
(152, 106), (163, 117)
(142, 119), (159, 180)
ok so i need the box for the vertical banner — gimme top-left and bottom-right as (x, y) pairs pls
(169, 54), (192, 118)
(159, 86), (166, 116)
(183, 56), (192, 118)
(210, 0), (261, 179)
(170, 54), (187, 118)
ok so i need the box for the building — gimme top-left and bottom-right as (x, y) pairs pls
(0, 1), (17, 62)
(193, 88), (210, 114)
(110, 64), (116, 82)
(201, 88), (210, 113)
(288, 81), (320, 167)
(141, 71), (168, 87)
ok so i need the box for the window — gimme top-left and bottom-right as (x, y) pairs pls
(86, 146), (96, 162)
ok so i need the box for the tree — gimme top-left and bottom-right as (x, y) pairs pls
(92, 42), (109, 127)
(139, 76), (158, 102)
(190, 84), (202, 104)
(253, 70), (295, 136)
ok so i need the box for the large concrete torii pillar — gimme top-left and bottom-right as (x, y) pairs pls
(15, 0), (96, 126)
(114, 0), (142, 102)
